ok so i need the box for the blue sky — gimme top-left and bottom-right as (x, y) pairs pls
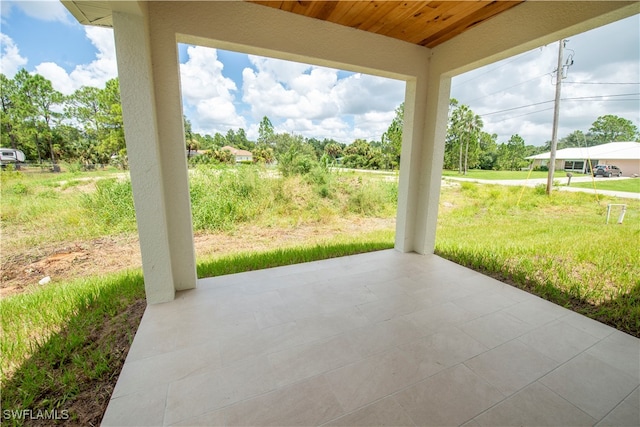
(1, 1), (638, 146)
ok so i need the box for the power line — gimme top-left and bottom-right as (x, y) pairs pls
(564, 81), (640, 85)
(562, 93), (640, 101)
(479, 92), (640, 117)
(567, 98), (639, 102)
(490, 107), (555, 123)
(452, 49), (541, 88)
(465, 73), (549, 103)
(489, 99), (639, 123)
(480, 100), (553, 117)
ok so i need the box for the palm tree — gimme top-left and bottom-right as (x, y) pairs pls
(450, 105), (483, 175)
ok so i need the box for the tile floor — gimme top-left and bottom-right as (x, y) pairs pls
(102, 250), (640, 426)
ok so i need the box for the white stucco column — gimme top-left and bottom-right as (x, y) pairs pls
(147, 8), (197, 292)
(413, 73), (451, 254)
(395, 59), (451, 254)
(112, 9), (196, 304)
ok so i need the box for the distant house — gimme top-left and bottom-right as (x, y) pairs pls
(527, 142), (640, 177)
(221, 146), (253, 163)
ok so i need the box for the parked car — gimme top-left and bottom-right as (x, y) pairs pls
(593, 165), (622, 177)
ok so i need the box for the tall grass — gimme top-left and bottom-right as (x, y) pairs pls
(189, 166), (275, 231)
(81, 178), (137, 233)
(80, 164), (399, 233)
(1, 168), (127, 250)
(1, 164), (398, 258)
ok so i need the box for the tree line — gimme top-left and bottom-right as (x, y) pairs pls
(186, 110), (403, 171)
(1, 70), (124, 169)
(444, 99), (639, 174)
(1, 70), (637, 172)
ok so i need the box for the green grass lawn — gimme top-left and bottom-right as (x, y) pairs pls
(442, 169), (551, 180)
(569, 177), (640, 193)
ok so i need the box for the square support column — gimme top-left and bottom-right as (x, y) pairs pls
(112, 10), (196, 304)
(395, 62), (451, 254)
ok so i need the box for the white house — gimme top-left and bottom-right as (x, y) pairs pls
(60, 0), (638, 304)
(527, 141), (640, 176)
(222, 146), (253, 163)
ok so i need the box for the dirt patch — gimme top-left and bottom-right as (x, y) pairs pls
(1, 218), (395, 297)
(1, 237), (141, 297)
(60, 181), (97, 194)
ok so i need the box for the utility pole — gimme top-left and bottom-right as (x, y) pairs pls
(546, 39), (567, 195)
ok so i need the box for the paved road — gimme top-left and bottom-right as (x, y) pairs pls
(444, 176), (640, 200)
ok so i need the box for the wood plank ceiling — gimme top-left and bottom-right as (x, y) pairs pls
(248, 1), (524, 48)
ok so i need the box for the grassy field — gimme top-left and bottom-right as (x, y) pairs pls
(1, 165), (639, 424)
(1, 166), (129, 250)
(569, 177), (640, 193)
(1, 164), (396, 252)
(442, 169), (551, 180)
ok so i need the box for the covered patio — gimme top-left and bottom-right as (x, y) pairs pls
(61, 1), (639, 425)
(102, 250), (639, 426)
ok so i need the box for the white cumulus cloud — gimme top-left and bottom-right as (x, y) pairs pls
(241, 55), (405, 143)
(0, 33), (27, 77)
(1, 0), (72, 24)
(35, 26), (117, 94)
(242, 56), (340, 121)
(179, 46), (245, 133)
(352, 110), (398, 142)
(334, 73), (405, 116)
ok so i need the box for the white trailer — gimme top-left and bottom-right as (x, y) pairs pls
(0, 148), (26, 166)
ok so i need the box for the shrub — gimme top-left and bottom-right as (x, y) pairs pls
(345, 180), (397, 217)
(9, 182), (29, 195)
(279, 152), (315, 177)
(189, 166), (273, 231)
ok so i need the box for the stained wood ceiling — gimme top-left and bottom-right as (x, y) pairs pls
(249, 1), (524, 48)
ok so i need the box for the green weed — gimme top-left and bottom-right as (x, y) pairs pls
(197, 232), (394, 278)
(82, 178), (137, 233)
(189, 166), (274, 231)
